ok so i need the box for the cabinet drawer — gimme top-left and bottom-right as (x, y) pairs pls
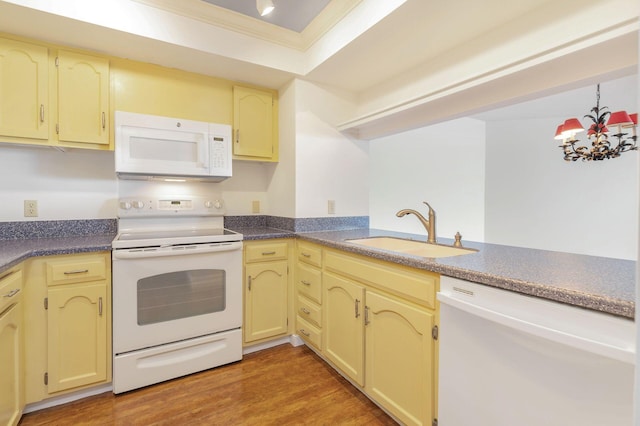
(296, 315), (322, 351)
(296, 294), (321, 328)
(297, 241), (322, 268)
(46, 255), (107, 286)
(245, 241), (288, 263)
(0, 269), (22, 314)
(296, 263), (322, 304)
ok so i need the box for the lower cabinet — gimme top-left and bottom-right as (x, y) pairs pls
(0, 268), (24, 426)
(324, 272), (365, 386)
(243, 240), (290, 344)
(23, 252), (111, 404)
(300, 242), (439, 426)
(46, 282), (108, 393)
(365, 290), (434, 426)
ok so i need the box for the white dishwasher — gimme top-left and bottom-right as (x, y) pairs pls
(438, 276), (635, 426)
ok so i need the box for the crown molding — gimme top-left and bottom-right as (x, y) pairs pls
(132, 0), (362, 51)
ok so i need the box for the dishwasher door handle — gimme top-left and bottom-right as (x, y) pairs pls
(438, 292), (635, 364)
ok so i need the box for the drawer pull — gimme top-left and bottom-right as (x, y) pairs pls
(355, 299), (360, 318)
(300, 307), (310, 315)
(261, 251), (276, 255)
(40, 104), (45, 123)
(299, 329), (310, 337)
(301, 280), (311, 286)
(3, 289), (20, 298)
(235, 129), (240, 143)
(102, 112), (106, 130)
(248, 276), (252, 291)
(364, 306), (370, 325)
(301, 252), (311, 258)
(63, 269), (89, 275)
(99, 297), (103, 316)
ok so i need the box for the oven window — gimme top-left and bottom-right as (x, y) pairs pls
(137, 269), (226, 325)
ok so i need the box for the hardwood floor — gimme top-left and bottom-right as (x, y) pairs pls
(19, 344), (397, 425)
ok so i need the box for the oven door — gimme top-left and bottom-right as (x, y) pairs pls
(112, 241), (242, 355)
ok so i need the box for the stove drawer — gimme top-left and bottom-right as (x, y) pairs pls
(46, 254), (107, 286)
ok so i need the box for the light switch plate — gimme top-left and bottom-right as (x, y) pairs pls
(252, 200), (260, 214)
(328, 200), (335, 214)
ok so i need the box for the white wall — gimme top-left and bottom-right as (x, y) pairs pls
(369, 118), (486, 242)
(0, 144), (275, 221)
(0, 145), (118, 220)
(266, 80), (297, 218)
(294, 80), (368, 218)
(484, 117), (638, 260)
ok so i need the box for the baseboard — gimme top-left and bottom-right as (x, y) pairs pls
(243, 335), (304, 355)
(23, 383), (113, 414)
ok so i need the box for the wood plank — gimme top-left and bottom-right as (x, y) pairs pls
(20, 344), (397, 425)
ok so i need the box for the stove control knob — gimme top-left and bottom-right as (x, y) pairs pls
(204, 200), (213, 208)
(119, 201), (132, 210)
(132, 201), (145, 209)
(214, 200), (223, 209)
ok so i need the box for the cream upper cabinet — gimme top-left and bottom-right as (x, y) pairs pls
(323, 271), (365, 387)
(0, 37), (49, 140)
(233, 85), (277, 161)
(243, 241), (289, 344)
(56, 50), (109, 146)
(0, 269), (24, 426)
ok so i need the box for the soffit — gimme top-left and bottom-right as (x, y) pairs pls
(133, 0), (361, 50)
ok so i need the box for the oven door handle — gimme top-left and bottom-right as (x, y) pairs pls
(112, 242), (242, 259)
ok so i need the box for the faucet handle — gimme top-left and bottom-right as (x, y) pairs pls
(453, 232), (463, 247)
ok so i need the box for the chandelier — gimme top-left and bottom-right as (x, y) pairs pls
(554, 84), (637, 161)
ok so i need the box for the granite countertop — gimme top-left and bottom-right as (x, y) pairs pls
(1, 221), (634, 319)
(0, 234), (115, 275)
(288, 228), (635, 319)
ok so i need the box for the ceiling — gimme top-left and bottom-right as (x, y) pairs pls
(201, 0), (331, 32)
(0, 0), (635, 138)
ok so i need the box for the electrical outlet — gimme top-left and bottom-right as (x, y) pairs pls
(328, 200), (335, 214)
(24, 200), (38, 217)
(252, 200), (260, 214)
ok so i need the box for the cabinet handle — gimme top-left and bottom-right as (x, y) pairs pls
(300, 307), (310, 315)
(299, 329), (310, 337)
(63, 269), (89, 275)
(248, 276), (252, 291)
(261, 251), (276, 256)
(235, 129), (240, 143)
(102, 112), (106, 129)
(301, 280), (311, 286)
(3, 289), (20, 298)
(364, 306), (370, 325)
(98, 297), (103, 316)
(301, 253), (311, 258)
(40, 104), (45, 123)
(355, 299), (360, 318)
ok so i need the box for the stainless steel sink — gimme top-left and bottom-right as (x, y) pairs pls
(346, 237), (477, 258)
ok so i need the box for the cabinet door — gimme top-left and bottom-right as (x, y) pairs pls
(323, 272), (365, 386)
(0, 37), (48, 140)
(0, 303), (23, 426)
(47, 283), (107, 393)
(57, 50), (109, 145)
(244, 261), (288, 343)
(365, 290), (434, 426)
(233, 86), (273, 159)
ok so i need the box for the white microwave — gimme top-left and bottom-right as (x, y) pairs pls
(115, 111), (232, 182)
